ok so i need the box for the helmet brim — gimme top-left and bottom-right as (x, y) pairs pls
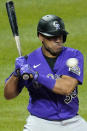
(38, 30), (68, 38)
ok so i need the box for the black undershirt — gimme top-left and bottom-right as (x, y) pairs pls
(44, 55), (58, 71)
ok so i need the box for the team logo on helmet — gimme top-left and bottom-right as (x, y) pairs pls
(53, 21), (60, 30)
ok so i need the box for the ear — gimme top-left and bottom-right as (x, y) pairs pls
(38, 33), (44, 42)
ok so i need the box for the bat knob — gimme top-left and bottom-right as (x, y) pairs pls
(22, 74), (30, 80)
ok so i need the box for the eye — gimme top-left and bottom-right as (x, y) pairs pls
(45, 35), (63, 41)
(45, 36), (57, 40)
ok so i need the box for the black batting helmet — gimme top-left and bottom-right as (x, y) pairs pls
(37, 14), (68, 43)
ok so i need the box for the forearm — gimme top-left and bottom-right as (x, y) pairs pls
(19, 64), (78, 95)
(4, 75), (20, 99)
(37, 74), (78, 95)
(52, 78), (71, 95)
(53, 76), (78, 95)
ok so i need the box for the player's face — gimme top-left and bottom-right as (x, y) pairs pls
(40, 34), (64, 57)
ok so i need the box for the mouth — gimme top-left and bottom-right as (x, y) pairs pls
(54, 43), (63, 49)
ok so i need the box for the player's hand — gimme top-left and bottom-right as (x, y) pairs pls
(13, 56), (27, 77)
(20, 64), (39, 80)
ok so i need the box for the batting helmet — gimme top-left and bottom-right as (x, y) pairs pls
(37, 14), (68, 43)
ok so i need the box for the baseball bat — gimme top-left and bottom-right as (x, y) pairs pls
(6, 1), (22, 56)
(6, 1), (32, 80)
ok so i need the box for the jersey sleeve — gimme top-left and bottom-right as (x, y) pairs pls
(60, 50), (84, 84)
(5, 72), (25, 93)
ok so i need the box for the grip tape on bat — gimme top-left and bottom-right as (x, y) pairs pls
(6, 1), (19, 36)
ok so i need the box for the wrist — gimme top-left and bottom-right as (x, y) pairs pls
(37, 74), (56, 90)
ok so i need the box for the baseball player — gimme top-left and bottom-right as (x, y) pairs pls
(5, 15), (87, 131)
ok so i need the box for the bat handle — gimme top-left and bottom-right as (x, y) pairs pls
(22, 74), (30, 80)
(14, 35), (22, 56)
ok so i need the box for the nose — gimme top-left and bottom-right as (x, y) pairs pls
(56, 38), (61, 42)
(56, 37), (62, 43)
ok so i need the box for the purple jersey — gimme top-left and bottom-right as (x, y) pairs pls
(5, 47), (84, 120)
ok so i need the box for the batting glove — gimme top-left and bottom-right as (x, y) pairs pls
(13, 56), (27, 77)
(20, 64), (39, 80)
(20, 64), (56, 90)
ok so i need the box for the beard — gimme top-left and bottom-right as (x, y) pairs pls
(43, 42), (63, 56)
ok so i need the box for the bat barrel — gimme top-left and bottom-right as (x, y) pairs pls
(6, 1), (19, 36)
(6, 1), (22, 56)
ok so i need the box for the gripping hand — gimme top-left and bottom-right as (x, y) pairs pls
(13, 56), (27, 77)
(20, 64), (39, 80)
(20, 64), (56, 90)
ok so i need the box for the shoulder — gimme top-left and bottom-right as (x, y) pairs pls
(63, 47), (83, 57)
(25, 47), (42, 64)
(27, 47), (41, 57)
(15, 47), (41, 62)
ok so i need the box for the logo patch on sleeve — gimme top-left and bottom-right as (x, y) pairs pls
(69, 66), (80, 76)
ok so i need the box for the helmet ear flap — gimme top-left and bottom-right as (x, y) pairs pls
(63, 34), (67, 43)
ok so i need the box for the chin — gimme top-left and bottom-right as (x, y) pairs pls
(51, 51), (61, 56)
(52, 48), (62, 56)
